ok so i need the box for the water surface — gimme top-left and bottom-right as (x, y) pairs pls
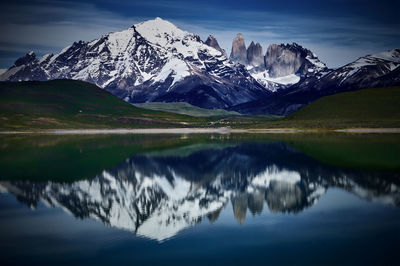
(0, 134), (399, 265)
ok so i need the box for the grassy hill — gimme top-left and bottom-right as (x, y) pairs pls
(1, 81), (399, 130)
(219, 86), (400, 128)
(134, 102), (241, 117)
(285, 86), (400, 127)
(0, 80), (209, 129)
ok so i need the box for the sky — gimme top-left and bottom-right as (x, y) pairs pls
(0, 0), (399, 69)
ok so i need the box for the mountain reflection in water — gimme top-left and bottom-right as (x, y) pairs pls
(1, 141), (399, 241)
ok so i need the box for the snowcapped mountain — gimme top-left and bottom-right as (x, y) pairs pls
(317, 48), (400, 89)
(0, 18), (271, 109)
(1, 142), (399, 241)
(231, 48), (400, 115)
(250, 42), (327, 90)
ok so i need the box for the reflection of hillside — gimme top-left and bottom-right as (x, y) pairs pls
(1, 141), (400, 241)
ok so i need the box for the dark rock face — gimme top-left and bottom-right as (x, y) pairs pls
(205, 35), (226, 56)
(14, 51), (37, 67)
(230, 33), (247, 65)
(247, 41), (264, 67)
(264, 43), (325, 78)
(265, 44), (302, 77)
(0, 51), (48, 81)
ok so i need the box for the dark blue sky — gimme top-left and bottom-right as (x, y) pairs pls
(1, 0), (399, 68)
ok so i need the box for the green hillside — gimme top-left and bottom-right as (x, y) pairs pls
(134, 102), (241, 117)
(0, 80), (208, 129)
(214, 86), (400, 128)
(284, 86), (400, 127)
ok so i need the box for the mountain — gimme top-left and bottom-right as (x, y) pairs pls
(231, 49), (400, 115)
(1, 141), (399, 241)
(228, 35), (328, 90)
(0, 18), (271, 109)
(0, 79), (203, 129)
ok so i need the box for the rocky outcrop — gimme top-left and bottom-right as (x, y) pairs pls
(230, 33), (247, 65)
(205, 35), (226, 56)
(246, 41), (264, 67)
(265, 44), (302, 77)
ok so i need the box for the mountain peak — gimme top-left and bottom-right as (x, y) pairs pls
(205, 35), (225, 55)
(136, 17), (185, 35)
(367, 48), (400, 63)
(14, 51), (37, 67)
(247, 41), (263, 67)
(134, 17), (189, 48)
(230, 33), (247, 65)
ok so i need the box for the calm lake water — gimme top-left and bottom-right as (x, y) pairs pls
(0, 134), (399, 265)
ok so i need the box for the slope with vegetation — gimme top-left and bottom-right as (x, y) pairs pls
(0, 80), (210, 130)
(217, 86), (400, 128)
(133, 102), (241, 117)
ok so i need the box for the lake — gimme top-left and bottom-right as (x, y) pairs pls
(0, 133), (399, 265)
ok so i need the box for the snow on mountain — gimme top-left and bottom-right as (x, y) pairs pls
(338, 48), (400, 82)
(136, 17), (221, 59)
(249, 69), (300, 91)
(251, 166), (301, 188)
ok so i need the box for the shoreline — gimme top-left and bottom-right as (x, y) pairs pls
(1, 127), (400, 135)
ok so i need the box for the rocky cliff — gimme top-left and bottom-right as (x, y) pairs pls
(247, 41), (264, 67)
(230, 33), (247, 65)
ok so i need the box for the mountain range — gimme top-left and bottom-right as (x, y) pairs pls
(0, 17), (399, 115)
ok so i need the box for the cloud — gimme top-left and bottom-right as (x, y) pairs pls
(0, 0), (399, 68)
